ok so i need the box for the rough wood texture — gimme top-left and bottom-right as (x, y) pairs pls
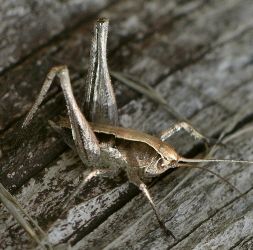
(1, 0), (253, 249)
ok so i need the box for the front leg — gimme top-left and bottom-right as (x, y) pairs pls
(159, 121), (210, 145)
(127, 167), (176, 240)
(22, 66), (100, 165)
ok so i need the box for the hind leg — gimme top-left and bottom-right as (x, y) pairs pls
(22, 65), (100, 165)
(82, 18), (118, 126)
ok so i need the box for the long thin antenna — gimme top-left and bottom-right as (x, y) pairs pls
(179, 157), (253, 164)
(178, 163), (242, 195)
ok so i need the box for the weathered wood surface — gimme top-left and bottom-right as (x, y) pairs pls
(1, 0), (253, 249)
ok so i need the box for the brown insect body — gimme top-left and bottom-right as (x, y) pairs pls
(60, 117), (179, 177)
(91, 122), (179, 165)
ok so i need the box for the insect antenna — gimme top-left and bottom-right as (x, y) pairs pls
(179, 157), (253, 164)
(178, 163), (242, 195)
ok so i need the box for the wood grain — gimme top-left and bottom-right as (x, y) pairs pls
(1, 0), (253, 249)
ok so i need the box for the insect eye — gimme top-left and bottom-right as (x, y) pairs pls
(158, 163), (165, 170)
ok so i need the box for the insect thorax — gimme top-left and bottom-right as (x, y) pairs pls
(96, 133), (171, 178)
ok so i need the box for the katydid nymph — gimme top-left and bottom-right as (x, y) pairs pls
(22, 18), (253, 240)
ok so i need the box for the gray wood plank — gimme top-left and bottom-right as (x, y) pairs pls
(0, 0), (115, 72)
(1, 0), (253, 249)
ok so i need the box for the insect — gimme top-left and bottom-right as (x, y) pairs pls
(21, 18), (253, 240)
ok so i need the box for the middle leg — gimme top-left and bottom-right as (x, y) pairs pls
(62, 169), (116, 212)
